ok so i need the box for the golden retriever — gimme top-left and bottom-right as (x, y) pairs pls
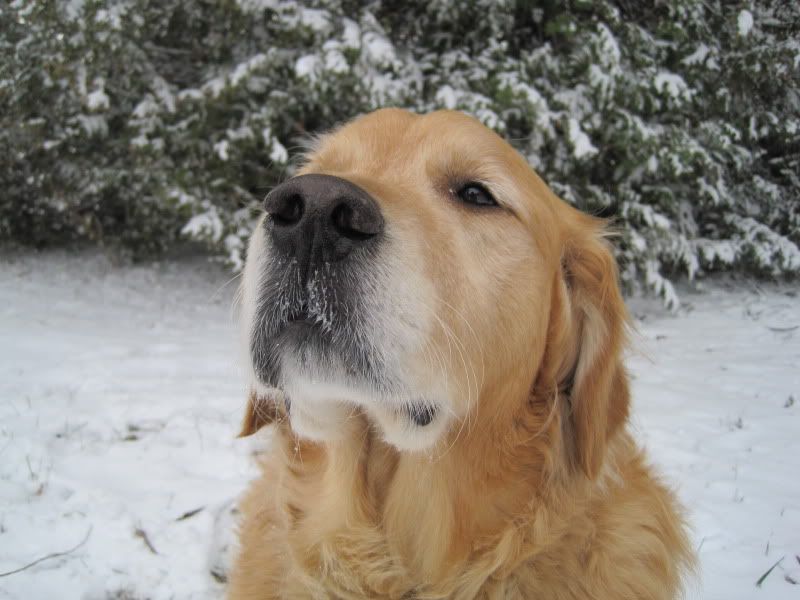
(229, 109), (694, 599)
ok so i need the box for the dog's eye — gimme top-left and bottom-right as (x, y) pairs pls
(455, 183), (498, 207)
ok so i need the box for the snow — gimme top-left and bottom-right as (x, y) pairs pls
(644, 259), (680, 309)
(235, 0), (278, 13)
(0, 252), (254, 600)
(627, 284), (800, 597)
(1, 253), (798, 599)
(226, 126), (254, 142)
(475, 108), (501, 130)
(177, 88), (204, 102)
(698, 176), (722, 205)
(269, 139), (288, 164)
(132, 95), (159, 119)
(229, 54), (268, 89)
(341, 18), (361, 49)
(738, 10), (754, 37)
(588, 64), (614, 102)
(213, 140), (229, 161)
(182, 207), (224, 243)
(75, 114), (108, 137)
(323, 43), (349, 75)
(130, 134), (149, 149)
(294, 54), (320, 80)
(86, 80), (109, 112)
(224, 235), (246, 273)
(594, 23), (621, 70)
(654, 71), (694, 103)
(153, 77), (176, 114)
(682, 44), (711, 67)
(202, 54), (270, 100)
(299, 8), (331, 33)
(94, 6), (125, 30)
(169, 188), (199, 208)
(698, 239), (737, 266)
(62, 0), (86, 21)
(362, 31), (397, 68)
(566, 117), (598, 159)
(729, 216), (800, 273)
(435, 85), (458, 110)
(495, 73), (555, 136)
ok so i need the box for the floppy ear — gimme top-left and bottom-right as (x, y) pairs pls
(238, 389), (287, 437)
(541, 211), (630, 478)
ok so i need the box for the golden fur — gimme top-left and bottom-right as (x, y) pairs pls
(229, 109), (695, 599)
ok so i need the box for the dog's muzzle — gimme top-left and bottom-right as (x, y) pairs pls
(250, 174), (387, 389)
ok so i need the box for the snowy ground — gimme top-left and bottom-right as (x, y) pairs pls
(0, 251), (797, 599)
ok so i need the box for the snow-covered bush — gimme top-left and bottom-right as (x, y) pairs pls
(2, 0), (798, 301)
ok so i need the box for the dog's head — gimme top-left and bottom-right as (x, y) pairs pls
(239, 109), (629, 477)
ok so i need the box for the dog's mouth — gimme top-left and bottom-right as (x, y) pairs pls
(281, 396), (437, 429)
(405, 403), (437, 427)
(251, 271), (386, 387)
(286, 302), (314, 326)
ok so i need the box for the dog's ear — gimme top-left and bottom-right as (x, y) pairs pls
(238, 389), (287, 437)
(541, 211), (630, 478)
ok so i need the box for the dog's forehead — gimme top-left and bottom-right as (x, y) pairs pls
(301, 109), (561, 234)
(307, 109), (509, 172)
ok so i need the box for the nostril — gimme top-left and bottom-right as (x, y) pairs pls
(264, 175), (384, 260)
(270, 193), (304, 226)
(331, 200), (381, 242)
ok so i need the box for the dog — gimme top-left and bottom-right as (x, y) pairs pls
(229, 109), (694, 599)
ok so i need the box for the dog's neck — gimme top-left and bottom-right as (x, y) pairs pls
(274, 380), (582, 592)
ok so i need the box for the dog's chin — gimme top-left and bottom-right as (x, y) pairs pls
(287, 400), (358, 443)
(288, 400), (449, 452)
(275, 367), (450, 453)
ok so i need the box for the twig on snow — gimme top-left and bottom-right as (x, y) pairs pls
(756, 556), (784, 587)
(176, 506), (204, 521)
(134, 527), (159, 555)
(766, 325), (798, 333)
(0, 526), (92, 578)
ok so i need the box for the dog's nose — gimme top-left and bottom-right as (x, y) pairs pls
(264, 174), (384, 265)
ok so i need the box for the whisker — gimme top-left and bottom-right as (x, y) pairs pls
(210, 270), (243, 303)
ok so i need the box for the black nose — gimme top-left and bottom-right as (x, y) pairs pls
(263, 174), (384, 266)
